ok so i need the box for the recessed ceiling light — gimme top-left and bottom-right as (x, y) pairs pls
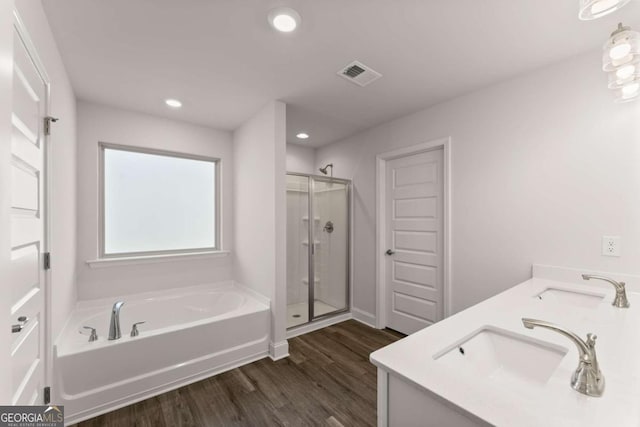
(579, 0), (630, 20)
(296, 132), (310, 140)
(165, 99), (182, 108)
(268, 7), (301, 33)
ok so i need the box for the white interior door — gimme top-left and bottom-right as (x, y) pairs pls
(10, 22), (48, 405)
(385, 148), (444, 335)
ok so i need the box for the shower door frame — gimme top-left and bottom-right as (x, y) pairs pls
(287, 172), (351, 326)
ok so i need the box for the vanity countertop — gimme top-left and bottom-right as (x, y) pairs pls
(370, 265), (640, 427)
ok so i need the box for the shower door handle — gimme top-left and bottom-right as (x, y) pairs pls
(386, 249), (395, 256)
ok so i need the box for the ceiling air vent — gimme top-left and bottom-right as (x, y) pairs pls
(338, 61), (382, 87)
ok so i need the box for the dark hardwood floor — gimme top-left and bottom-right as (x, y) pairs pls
(74, 320), (404, 427)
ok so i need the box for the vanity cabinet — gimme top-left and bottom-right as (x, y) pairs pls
(377, 369), (487, 427)
(370, 265), (640, 427)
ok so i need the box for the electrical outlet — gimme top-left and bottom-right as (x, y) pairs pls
(602, 236), (621, 257)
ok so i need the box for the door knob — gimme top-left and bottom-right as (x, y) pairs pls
(386, 249), (395, 255)
(11, 316), (29, 333)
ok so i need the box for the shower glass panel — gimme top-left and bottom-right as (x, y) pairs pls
(310, 178), (349, 320)
(286, 173), (350, 329)
(286, 174), (310, 328)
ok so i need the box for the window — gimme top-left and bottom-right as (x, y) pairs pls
(100, 143), (219, 258)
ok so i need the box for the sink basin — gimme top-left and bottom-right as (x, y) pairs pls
(535, 287), (605, 309)
(433, 327), (567, 386)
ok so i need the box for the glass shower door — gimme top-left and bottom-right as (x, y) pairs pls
(310, 178), (349, 320)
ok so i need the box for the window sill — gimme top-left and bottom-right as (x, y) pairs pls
(86, 250), (230, 269)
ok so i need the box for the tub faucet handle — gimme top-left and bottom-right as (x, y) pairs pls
(81, 326), (98, 342)
(130, 321), (146, 337)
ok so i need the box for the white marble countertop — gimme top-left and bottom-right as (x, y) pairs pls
(370, 265), (640, 427)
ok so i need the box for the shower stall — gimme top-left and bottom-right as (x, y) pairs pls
(286, 173), (350, 328)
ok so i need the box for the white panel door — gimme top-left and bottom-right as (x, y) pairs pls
(385, 148), (443, 335)
(10, 23), (48, 405)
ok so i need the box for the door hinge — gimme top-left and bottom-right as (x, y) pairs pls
(44, 386), (51, 404)
(44, 252), (51, 270)
(44, 116), (59, 136)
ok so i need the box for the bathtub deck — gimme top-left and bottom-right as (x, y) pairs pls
(71, 320), (403, 427)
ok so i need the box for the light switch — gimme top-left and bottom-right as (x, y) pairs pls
(602, 236), (621, 257)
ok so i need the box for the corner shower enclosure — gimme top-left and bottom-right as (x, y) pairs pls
(286, 173), (350, 328)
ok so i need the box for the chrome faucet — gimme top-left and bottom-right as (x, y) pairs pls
(582, 274), (630, 308)
(522, 318), (604, 397)
(108, 301), (125, 340)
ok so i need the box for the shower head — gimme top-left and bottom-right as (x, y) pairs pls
(319, 163), (333, 175)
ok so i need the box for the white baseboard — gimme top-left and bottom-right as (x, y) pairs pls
(269, 340), (289, 361)
(351, 308), (377, 328)
(286, 312), (352, 339)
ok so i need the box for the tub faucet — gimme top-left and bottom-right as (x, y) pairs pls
(522, 318), (604, 397)
(582, 274), (630, 308)
(108, 301), (125, 340)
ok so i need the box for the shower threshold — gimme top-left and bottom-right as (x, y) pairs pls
(287, 301), (339, 328)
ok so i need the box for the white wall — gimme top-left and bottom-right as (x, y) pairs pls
(286, 143), (316, 175)
(0, 0), (14, 405)
(15, 0), (79, 344)
(233, 101), (288, 358)
(316, 51), (640, 318)
(76, 101), (233, 300)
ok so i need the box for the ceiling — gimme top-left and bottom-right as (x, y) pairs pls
(42, 0), (640, 148)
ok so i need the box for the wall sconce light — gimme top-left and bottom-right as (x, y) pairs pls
(603, 23), (640, 102)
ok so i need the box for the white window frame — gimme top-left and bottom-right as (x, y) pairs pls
(98, 142), (221, 259)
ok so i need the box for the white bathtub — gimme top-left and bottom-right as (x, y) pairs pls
(54, 281), (270, 425)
